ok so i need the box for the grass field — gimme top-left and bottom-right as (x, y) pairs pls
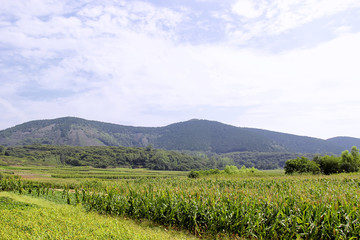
(0, 191), (197, 240)
(1, 165), (360, 239)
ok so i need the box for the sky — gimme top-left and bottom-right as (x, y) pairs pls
(1, 0), (360, 139)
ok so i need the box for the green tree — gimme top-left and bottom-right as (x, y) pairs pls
(151, 150), (170, 170)
(284, 157), (320, 175)
(224, 165), (238, 174)
(340, 147), (360, 173)
(351, 146), (360, 172)
(207, 156), (217, 169)
(312, 154), (322, 165)
(218, 157), (235, 169)
(351, 146), (360, 160)
(319, 155), (340, 175)
(0, 145), (5, 155)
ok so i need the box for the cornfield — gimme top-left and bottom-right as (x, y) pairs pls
(1, 174), (360, 239)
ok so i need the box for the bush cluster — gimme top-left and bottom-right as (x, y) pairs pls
(285, 146), (360, 175)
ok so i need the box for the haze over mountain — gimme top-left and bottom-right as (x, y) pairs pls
(0, 117), (355, 155)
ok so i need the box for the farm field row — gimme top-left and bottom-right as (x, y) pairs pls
(0, 165), (188, 187)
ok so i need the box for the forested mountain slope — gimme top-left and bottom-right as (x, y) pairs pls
(0, 117), (157, 147)
(0, 117), (355, 154)
(245, 128), (343, 154)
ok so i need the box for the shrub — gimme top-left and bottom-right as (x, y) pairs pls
(319, 155), (340, 175)
(285, 157), (320, 174)
(188, 171), (200, 178)
(224, 165), (238, 174)
(340, 147), (360, 173)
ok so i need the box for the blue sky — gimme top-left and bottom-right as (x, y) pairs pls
(1, 0), (360, 139)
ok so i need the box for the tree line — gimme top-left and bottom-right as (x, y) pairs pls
(1, 144), (300, 170)
(0, 144), (239, 171)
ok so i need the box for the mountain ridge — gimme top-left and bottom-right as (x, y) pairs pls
(0, 117), (357, 154)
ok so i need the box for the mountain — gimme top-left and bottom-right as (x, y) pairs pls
(153, 119), (285, 153)
(327, 137), (360, 151)
(0, 117), (352, 154)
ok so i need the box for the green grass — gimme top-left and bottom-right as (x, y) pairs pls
(0, 192), (197, 240)
(0, 196), (39, 210)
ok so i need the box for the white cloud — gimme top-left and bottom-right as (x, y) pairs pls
(234, 32), (360, 138)
(232, 0), (265, 18)
(228, 0), (360, 43)
(9, 30), (359, 135)
(333, 26), (352, 35)
(0, 0), (70, 19)
(1, 0), (360, 139)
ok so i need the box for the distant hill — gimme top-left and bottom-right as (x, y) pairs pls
(0, 117), (354, 154)
(327, 137), (360, 151)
